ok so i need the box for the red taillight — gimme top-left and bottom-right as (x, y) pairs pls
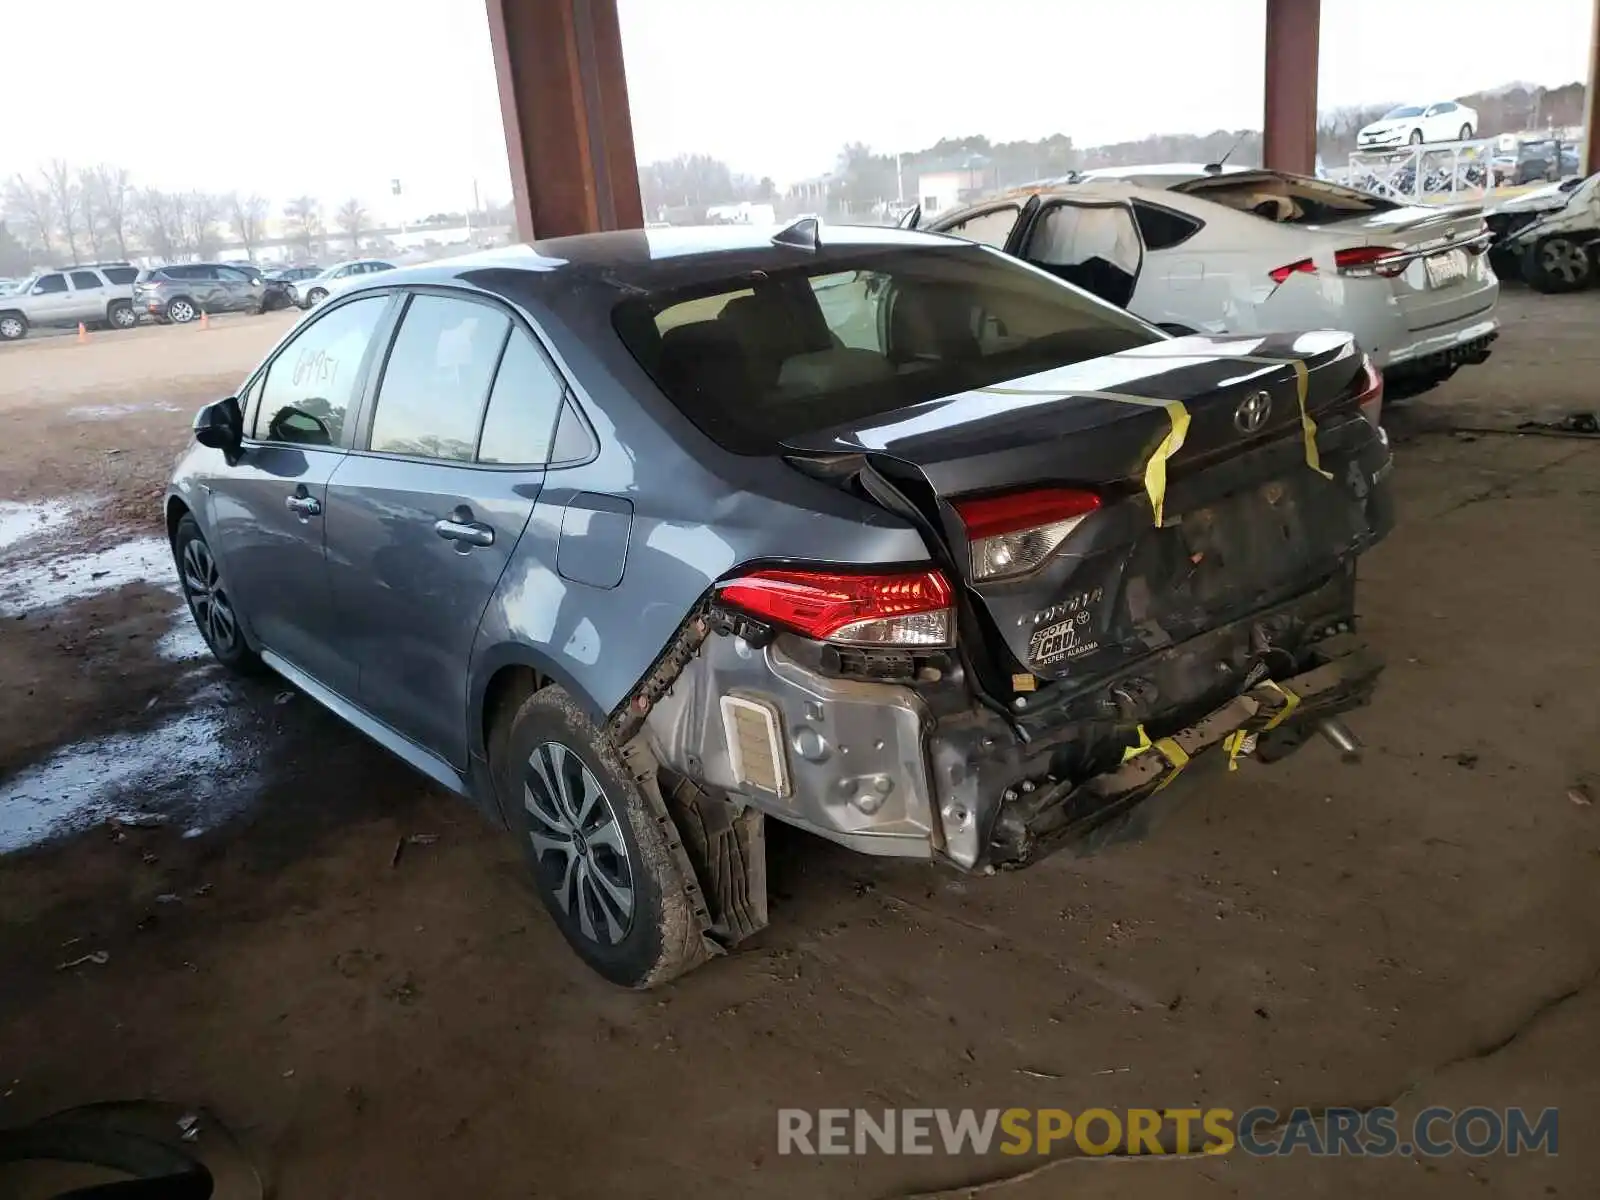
(1354, 354), (1384, 428)
(718, 568), (955, 647)
(953, 487), (1101, 581)
(1269, 246), (1407, 285)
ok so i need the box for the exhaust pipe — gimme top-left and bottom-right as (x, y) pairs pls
(1316, 717), (1363, 763)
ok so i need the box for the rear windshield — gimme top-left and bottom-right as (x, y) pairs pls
(1175, 172), (1399, 224)
(612, 245), (1159, 454)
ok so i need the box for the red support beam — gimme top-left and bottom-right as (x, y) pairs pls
(1585, 0), (1600, 173)
(485, 0), (644, 241)
(1262, 0), (1321, 175)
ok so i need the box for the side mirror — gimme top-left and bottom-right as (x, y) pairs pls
(194, 395), (243, 458)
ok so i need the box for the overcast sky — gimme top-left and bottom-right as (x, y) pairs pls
(2, 0), (1591, 214)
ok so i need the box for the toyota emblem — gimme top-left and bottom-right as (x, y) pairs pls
(1234, 390), (1273, 435)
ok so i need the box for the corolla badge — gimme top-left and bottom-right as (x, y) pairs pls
(1234, 390), (1273, 435)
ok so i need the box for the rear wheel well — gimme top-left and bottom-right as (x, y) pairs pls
(482, 663), (548, 760)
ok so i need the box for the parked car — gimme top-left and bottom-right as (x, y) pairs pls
(913, 165), (1499, 397)
(133, 263), (273, 323)
(219, 262), (298, 312)
(1499, 140), (1580, 186)
(1486, 171), (1600, 292)
(288, 259), (397, 308)
(167, 225), (1393, 986)
(266, 264), (322, 284)
(0, 262), (141, 341)
(1357, 101), (1478, 149)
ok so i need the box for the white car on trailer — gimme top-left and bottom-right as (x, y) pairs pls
(913, 164), (1500, 397)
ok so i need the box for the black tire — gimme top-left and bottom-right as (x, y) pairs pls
(107, 301), (138, 330)
(1458, 123), (1473, 141)
(0, 312), (27, 341)
(1409, 128), (1424, 144)
(172, 515), (263, 675)
(305, 287), (328, 306)
(1523, 236), (1592, 294)
(496, 685), (707, 988)
(166, 296), (199, 324)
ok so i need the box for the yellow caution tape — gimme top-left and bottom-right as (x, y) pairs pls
(1259, 680), (1301, 731)
(1149, 736), (1190, 793)
(1120, 724), (1153, 763)
(979, 386), (1190, 527)
(1228, 353), (1333, 481)
(1224, 729), (1249, 772)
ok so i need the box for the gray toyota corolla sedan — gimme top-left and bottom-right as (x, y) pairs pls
(168, 221), (1393, 987)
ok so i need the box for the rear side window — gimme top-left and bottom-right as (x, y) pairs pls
(368, 295), (510, 461)
(70, 271), (103, 290)
(34, 274), (67, 294)
(102, 267), (137, 285)
(1131, 202), (1202, 250)
(938, 205), (1021, 249)
(477, 329), (565, 465)
(254, 294), (390, 446)
(613, 244), (1158, 454)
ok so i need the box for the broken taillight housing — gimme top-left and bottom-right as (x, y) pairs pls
(718, 568), (955, 647)
(1354, 353), (1384, 428)
(1269, 246), (1408, 285)
(953, 487), (1102, 582)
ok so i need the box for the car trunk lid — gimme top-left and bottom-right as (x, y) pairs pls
(782, 331), (1390, 687)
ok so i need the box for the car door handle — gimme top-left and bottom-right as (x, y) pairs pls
(434, 519), (494, 547)
(285, 494), (322, 517)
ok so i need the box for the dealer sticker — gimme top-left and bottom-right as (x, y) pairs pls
(1028, 611), (1097, 667)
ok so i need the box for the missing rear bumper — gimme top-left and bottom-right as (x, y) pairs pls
(986, 634), (1383, 867)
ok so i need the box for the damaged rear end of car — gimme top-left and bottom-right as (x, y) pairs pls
(613, 239), (1394, 875)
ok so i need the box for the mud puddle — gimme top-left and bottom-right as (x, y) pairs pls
(0, 680), (270, 854)
(0, 536), (172, 615)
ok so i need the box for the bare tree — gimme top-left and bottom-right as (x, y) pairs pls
(335, 198), (369, 250)
(42, 159), (83, 264)
(84, 165), (133, 259)
(76, 168), (105, 260)
(229, 192), (270, 262)
(133, 187), (184, 260)
(184, 191), (223, 258)
(283, 195), (322, 257)
(2, 175), (56, 259)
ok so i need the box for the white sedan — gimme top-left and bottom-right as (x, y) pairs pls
(914, 164), (1499, 396)
(1357, 101), (1478, 150)
(289, 259), (398, 308)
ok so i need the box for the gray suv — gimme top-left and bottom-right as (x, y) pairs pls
(167, 226), (1393, 987)
(0, 263), (140, 340)
(133, 263), (269, 324)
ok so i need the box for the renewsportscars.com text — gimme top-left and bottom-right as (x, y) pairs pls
(777, 1106), (1558, 1158)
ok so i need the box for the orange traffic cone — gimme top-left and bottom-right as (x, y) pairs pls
(199, 311), (210, 330)
(77, 322), (87, 343)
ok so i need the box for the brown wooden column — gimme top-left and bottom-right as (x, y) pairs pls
(485, 0), (644, 240)
(1585, 0), (1600, 173)
(1262, 0), (1321, 175)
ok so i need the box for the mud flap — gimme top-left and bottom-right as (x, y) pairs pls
(618, 735), (770, 954)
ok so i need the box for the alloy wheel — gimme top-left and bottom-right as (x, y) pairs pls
(0, 316), (22, 340)
(180, 537), (239, 654)
(1540, 240), (1588, 285)
(112, 306), (137, 328)
(169, 299), (196, 323)
(524, 741), (635, 945)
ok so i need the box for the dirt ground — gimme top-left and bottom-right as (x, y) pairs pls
(1, 292), (1597, 1198)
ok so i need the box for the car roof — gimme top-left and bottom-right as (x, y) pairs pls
(1078, 163), (1254, 187)
(340, 223), (965, 302)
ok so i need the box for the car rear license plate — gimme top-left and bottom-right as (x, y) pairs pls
(1424, 249), (1468, 288)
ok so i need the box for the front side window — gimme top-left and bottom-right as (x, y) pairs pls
(368, 295), (510, 461)
(70, 271), (103, 290)
(939, 205), (1021, 249)
(254, 295), (390, 446)
(34, 274), (67, 294)
(614, 244), (1157, 454)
